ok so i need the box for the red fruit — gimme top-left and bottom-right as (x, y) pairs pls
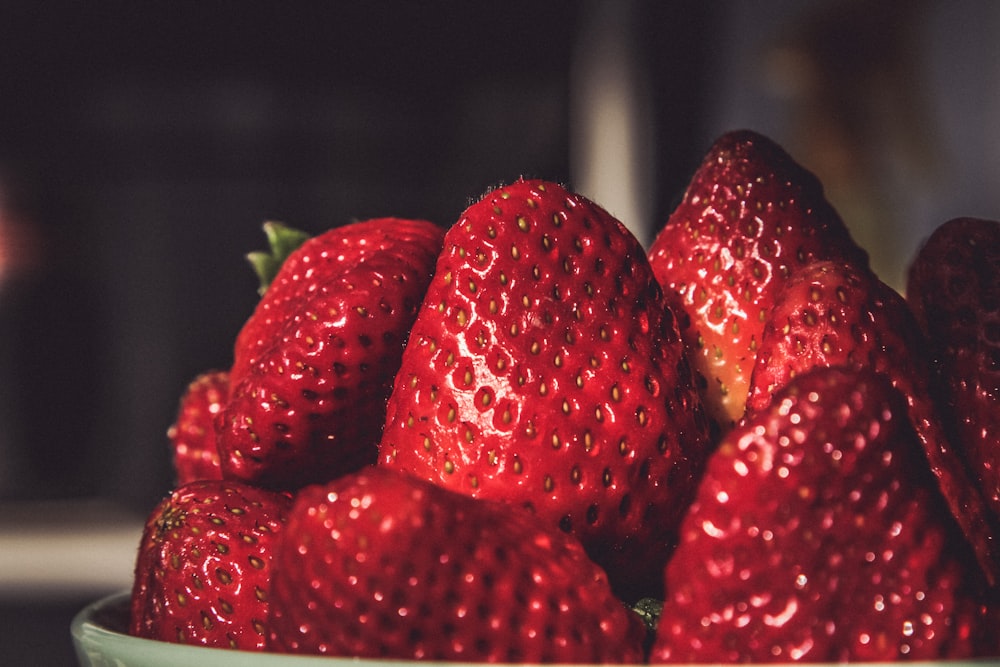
(908, 217), (1000, 519)
(129, 479), (292, 650)
(746, 259), (1000, 583)
(745, 262), (911, 414)
(217, 218), (444, 490)
(378, 178), (711, 601)
(267, 467), (647, 663)
(168, 370), (228, 485)
(652, 367), (993, 663)
(647, 130), (868, 430)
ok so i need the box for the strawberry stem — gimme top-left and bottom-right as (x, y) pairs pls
(246, 221), (310, 296)
(631, 597), (663, 658)
(631, 597), (663, 632)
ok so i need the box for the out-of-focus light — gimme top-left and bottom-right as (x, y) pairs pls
(569, 0), (654, 249)
(0, 185), (43, 293)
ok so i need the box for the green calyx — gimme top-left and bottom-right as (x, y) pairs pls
(631, 597), (664, 656)
(246, 221), (311, 296)
(631, 597), (663, 632)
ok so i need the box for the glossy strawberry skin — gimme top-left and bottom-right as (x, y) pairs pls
(217, 218), (444, 490)
(908, 218), (1000, 519)
(267, 467), (647, 663)
(746, 260), (1000, 583)
(129, 480), (292, 650)
(647, 130), (868, 430)
(168, 370), (228, 485)
(745, 262), (914, 414)
(379, 178), (711, 601)
(652, 367), (993, 663)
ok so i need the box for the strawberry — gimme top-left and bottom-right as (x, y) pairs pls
(378, 178), (711, 601)
(744, 261), (919, 414)
(267, 467), (648, 662)
(651, 366), (995, 662)
(167, 370), (228, 485)
(907, 217), (1000, 520)
(229, 220), (310, 383)
(217, 217), (444, 490)
(129, 479), (292, 650)
(746, 259), (1000, 583)
(647, 129), (868, 431)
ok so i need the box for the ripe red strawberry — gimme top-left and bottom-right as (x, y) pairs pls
(229, 220), (310, 383)
(744, 261), (918, 414)
(168, 370), (228, 485)
(652, 366), (995, 663)
(378, 178), (711, 601)
(217, 218), (444, 490)
(907, 217), (1000, 519)
(647, 130), (868, 431)
(267, 467), (648, 662)
(129, 479), (292, 650)
(745, 259), (1000, 583)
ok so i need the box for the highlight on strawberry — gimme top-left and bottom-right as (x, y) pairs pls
(378, 178), (712, 602)
(268, 467), (648, 662)
(120, 129), (1000, 663)
(129, 479), (293, 650)
(167, 369), (228, 485)
(217, 217), (444, 490)
(652, 366), (995, 662)
(647, 130), (869, 433)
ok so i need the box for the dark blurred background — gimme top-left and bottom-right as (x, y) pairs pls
(0, 1), (998, 664)
(0, 1), (715, 513)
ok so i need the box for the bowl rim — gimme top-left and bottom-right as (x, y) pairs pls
(71, 591), (409, 666)
(71, 590), (573, 666)
(72, 590), (1000, 667)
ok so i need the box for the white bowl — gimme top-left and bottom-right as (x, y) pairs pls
(72, 591), (416, 667)
(72, 591), (1000, 667)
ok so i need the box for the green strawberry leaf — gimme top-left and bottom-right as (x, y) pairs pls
(246, 221), (310, 296)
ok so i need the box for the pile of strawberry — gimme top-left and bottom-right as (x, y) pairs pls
(128, 130), (1000, 663)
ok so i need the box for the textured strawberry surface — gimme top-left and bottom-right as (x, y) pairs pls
(129, 480), (292, 650)
(268, 467), (647, 662)
(379, 178), (711, 601)
(136, 131), (1000, 664)
(168, 370), (228, 485)
(218, 217), (444, 490)
(647, 129), (868, 431)
(908, 217), (1000, 525)
(652, 366), (995, 663)
(745, 259), (1000, 582)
